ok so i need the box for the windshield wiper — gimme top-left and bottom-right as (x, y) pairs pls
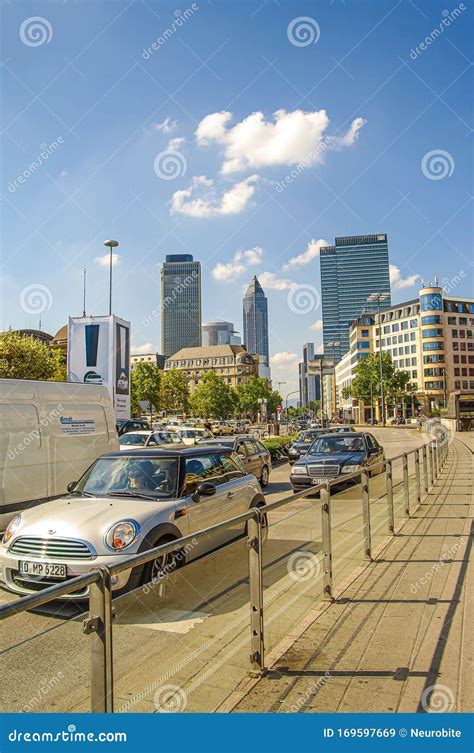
(108, 490), (157, 500)
(69, 490), (97, 497)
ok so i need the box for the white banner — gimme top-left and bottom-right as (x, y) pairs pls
(68, 315), (130, 419)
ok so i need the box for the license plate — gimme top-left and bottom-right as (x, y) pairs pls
(312, 478), (334, 484)
(19, 561), (67, 579)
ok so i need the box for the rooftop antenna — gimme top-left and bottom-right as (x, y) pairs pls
(39, 316), (42, 331)
(434, 274), (439, 286)
(82, 268), (87, 317)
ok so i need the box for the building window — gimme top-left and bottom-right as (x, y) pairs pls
(422, 329), (444, 338)
(423, 341), (444, 351)
(361, 329), (369, 337)
(447, 316), (456, 325)
(410, 319), (418, 328)
(401, 321), (408, 330)
(420, 293), (443, 311)
(392, 323), (399, 332)
(422, 315), (441, 325)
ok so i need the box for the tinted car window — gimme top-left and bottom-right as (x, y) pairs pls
(311, 435), (367, 454)
(220, 454), (244, 482)
(184, 453), (227, 494)
(256, 441), (268, 454)
(119, 433), (147, 446)
(76, 456), (179, 499)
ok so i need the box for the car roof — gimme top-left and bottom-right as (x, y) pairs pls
(315, 431), (366, 438)
(104, 445), (233, 458)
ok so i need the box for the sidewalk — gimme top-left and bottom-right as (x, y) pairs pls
(230, 437), (473, 713)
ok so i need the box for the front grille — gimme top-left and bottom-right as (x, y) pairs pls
(9, 537), (94, 560)
(11, 571), (88, 596)
(307, 464), (340, 478)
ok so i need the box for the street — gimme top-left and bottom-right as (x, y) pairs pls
(0, 428), (427, 713)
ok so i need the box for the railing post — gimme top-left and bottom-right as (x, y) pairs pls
(415, 449), (421, 508)
(361, 468), (372, 560)
(422, 445), (428, 495)
(428, 443), (434, 488)
(403, 453), (410, 517)
(386, 459), (394, 534)
(86, 568), (114, 713)
(321, 482), (333, 600)
(247, 513), (265, 674)
(434, 441), (439, 478)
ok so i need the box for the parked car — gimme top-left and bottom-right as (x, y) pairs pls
(198, 435), (272, 487)
(0, 379), (118, 532)
(210, 421), (234, 436)
(0, 447), (266, 599)
(175, 428), (214, 445)
(119, 430), (183, 450)
(390, 417), (406, 425)
(116, 418), (149, 436)
(366, 418), (378, 425)
(290, 432), (385, 493)
(287, 429), (328, 464)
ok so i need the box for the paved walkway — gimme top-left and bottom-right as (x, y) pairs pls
(231, 437), (473, 713)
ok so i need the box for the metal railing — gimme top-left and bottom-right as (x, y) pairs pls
(0, 432), (450, 713)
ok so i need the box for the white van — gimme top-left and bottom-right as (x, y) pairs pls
(0, 379), (118, 531)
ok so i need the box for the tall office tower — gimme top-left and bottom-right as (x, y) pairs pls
(160, 254), (201, 357)
(243, 276), (270, 379)
(320, 234), (391, 364)
(202, 321), (240, 346)
(299, 342), (321, 406)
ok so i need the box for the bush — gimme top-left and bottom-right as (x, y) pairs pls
(263, 434), (297, 460)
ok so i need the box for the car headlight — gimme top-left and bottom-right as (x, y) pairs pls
(105, 520), (139, 551)
(341, 464), (362, 474)
(292, 465), (308, 475)
(3, 514), (22, 545)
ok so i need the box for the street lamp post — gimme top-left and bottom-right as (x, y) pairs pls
(368, 292), (390, 427)
(104, 240), (119, 316)
(327, 340), (341, 420)
(285, 389), (300, 430)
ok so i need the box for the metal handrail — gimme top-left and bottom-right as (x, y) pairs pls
(0, 433), (449, 713)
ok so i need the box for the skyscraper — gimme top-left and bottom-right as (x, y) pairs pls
(320, 234), (391, 364)
(160, 254), (201, 357)
(243, 276), (270, 379)
(299, 342), (321, 406)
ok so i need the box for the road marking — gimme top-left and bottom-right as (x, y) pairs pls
(123, 609), (210, 634)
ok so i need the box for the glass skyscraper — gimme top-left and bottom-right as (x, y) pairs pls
(243, 276), (270, 378)
(299, 342), (321, 406)
(160, 254), (201, 357)
(320, 234), (391, 364)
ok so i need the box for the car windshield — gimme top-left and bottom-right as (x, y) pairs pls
(119, 433), (147, 446)
(153, 432), (182, 444)
(74, 456), (179, 499)
(309, 435), (366, 454)
(298, 430), (322, 443)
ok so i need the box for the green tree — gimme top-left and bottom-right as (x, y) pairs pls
(266, 389), (283, 416)
(385, 370), (416, 417)
(235, 376), (272, 420)
(160, 368), (189, 414)
(0, 332), (66, 381)
(130, 362), (161, 417)
(345, 352), (395, 406)
(189, 371), (235, 418)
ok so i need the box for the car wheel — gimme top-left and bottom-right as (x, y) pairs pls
(260, 465), (269, 488)
(141, 536), (180, 591)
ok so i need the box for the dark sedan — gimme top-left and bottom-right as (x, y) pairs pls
(290, 432), (385, 493)
(287, 429), (328, 465)
(197, 435), (272, 487)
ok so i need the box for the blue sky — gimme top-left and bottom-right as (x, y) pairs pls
(1, 0), (472, 393)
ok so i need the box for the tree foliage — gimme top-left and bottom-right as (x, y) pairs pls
(344, 352), (416, 412)
(0, 332), (66, 381)
(234, 376), (272, 419)
(130, 362), (161, 415)
(160, 368), (189, 414)
(189, 371), (235, 418)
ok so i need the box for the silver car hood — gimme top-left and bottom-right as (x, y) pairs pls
(9, 495), (175, 551)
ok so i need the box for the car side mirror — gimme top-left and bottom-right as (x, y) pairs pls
(368, 447), (378, 455)
(67, 481), (77, 492)
(192, 481), (217, 502)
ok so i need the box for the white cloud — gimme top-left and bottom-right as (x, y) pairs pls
(270, 352), (299, 365)
(167, 136), (185, 151)
(195, 109), (366, 174)
(131, 343), (158, 355)
(390, 264), (420, 289)
(95, 253), (120, 266)
(212, 246), (264, 283)
(310, 319), (323, 332)
(171, 175), (258, 218)
(284, 239), (329, 269)
(259, 271), (296, 291)
(154, 117), (177, 134)
(316, 343), (324, 354)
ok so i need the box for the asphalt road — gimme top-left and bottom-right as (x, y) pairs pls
(0, 427), (427, 713)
